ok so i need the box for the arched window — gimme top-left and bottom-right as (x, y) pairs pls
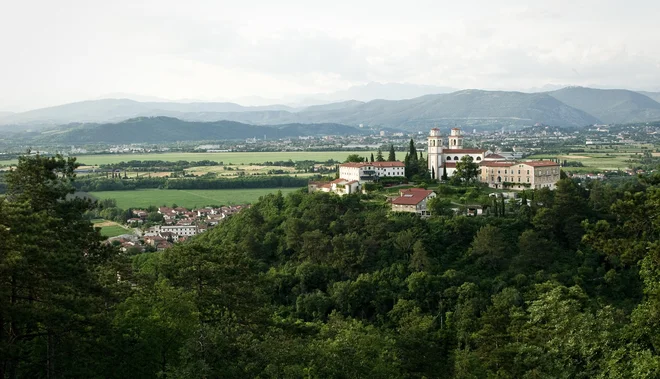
(476, 156), (481, 161)
(454, 156), (459, 161)
(446, 156), (451, 161)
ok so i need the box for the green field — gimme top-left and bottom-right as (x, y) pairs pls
(89, 188), (302, 209)
(91, 219), (131, 237)
(0, 151), (377, 167)
(527, 153), (634, 172)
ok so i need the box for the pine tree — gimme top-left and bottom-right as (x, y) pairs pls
(376, 148), (385, 162)
(388, 144), (396, 161)
(370, 153), (375, 162)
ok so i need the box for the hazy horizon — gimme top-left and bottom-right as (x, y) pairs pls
(2, 0), (660, 111)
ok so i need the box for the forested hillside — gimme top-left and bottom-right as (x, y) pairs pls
(2, 155), (660, 378)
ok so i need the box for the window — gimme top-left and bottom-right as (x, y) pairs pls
(476, 156), (481, 161)
(527, 170), (530, 174)
(446, 156), (451, 161)
(518, 170), (520, 174)
(454, 156), (459, 160)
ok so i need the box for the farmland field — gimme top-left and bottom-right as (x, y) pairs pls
(527, 153), (634, 172)
(89, 188), (302, 209)
(91, 219), (131, 237)
(0, 151), (377, 167)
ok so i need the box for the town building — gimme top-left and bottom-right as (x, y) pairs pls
(479, 160), (561, 190)
(391, 188), (436, 216)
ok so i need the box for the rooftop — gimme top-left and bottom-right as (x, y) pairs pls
(443, 149), (486, 154)
(392, 188), (435, 205)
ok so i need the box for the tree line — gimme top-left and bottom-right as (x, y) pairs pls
(1, 154), (660, 377)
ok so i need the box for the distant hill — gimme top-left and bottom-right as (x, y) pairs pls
(171, 90), (599, 130)
(292, 82), (457, 106)
(9, 87), (660, 132)
(638, 91), (660, 103)
(25, 117), (367, 144)
(549, 87), (660, 124)
(301, 100), (365, 113)
(0, 99), (295, 127)
(0, 111), (14, 118)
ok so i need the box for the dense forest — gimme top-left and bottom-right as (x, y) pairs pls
(2, 155), (660, 378)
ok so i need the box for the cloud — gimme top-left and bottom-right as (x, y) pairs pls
(2, 0), (660, 110)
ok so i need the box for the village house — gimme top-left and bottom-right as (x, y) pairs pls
(391, 188), (436, 216)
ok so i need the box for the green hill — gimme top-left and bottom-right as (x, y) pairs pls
(30, 117), (367, 144)
(550, 87), (660, 124)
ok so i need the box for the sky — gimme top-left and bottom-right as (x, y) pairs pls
(1, 0), (660, 111)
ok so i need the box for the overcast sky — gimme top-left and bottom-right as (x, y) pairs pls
(1, 0), (659, 111)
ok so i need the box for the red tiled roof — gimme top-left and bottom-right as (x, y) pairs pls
(443, 162), (457, 168)
(443, 149), (486, 154)
(480, 161), (515, 167)
(485, 153), (505, 159)
(392, 189), (435, 205)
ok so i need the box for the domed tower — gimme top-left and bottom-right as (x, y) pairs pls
(448, 128), (464, 148)
(428, 128), (443, 179)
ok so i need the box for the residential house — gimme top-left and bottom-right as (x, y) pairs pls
(391, 188), (436, 216)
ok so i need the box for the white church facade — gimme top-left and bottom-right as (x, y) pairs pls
(427, 128), (487, 178)
(427, 127), (561, 190)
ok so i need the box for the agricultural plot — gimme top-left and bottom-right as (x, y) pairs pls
(89, 188), (301, 209)
(0, 151), (376, 167)
(527, 153), (634, 172)
(91, 219), (131, 237)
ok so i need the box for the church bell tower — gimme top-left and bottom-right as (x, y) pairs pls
(428, 128), (443, 179)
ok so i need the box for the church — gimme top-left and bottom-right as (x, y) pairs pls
(426, 127), (561, 190)
(427, 128), (487, 178)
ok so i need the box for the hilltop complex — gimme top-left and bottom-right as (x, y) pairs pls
(311, 127), (561, 195)
(427, 127), (561, 190)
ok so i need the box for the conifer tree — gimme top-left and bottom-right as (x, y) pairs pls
(388, 144), (396, 161)
(376, 148), (385, 162)
(370, 153), (375, 162)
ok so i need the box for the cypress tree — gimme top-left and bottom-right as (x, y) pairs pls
(388, 144), (396, 161)
(376, 148), (385, 162)
(370, 153), (375, 162)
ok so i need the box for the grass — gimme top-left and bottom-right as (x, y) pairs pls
(91, 219), (131, 237)
(0, 151), (377, 167)
(89, 188), (302, 209)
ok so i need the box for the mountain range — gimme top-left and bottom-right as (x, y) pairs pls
(2, 86), (660, 133)
(18, 117), (369, 144)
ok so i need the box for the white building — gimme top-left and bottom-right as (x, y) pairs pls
(339, 161), (406, 183)
(308, 178), (361, 196)
(158, 225), (199, 237)
(427, 128), (486, 178)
